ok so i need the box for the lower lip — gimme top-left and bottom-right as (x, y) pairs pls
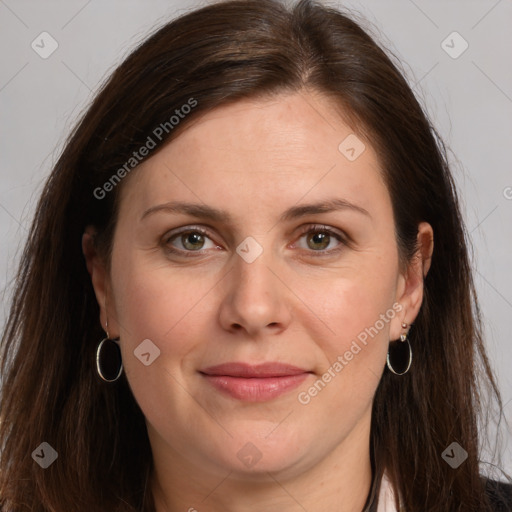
(202, 373), (310, 402)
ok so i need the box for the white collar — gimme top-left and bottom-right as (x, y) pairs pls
(376, 471), (402, 512)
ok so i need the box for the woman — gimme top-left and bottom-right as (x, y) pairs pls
(0, 0), (510, 510)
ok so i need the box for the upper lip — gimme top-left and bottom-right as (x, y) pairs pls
(200, 362), (310, 378)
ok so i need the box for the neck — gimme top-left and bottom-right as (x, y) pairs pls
(150, 416), (373, 512)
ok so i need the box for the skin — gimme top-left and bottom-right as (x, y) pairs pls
(83, 90), (433, 512)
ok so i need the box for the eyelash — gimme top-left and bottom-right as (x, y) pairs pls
(163, 224), (349, 259)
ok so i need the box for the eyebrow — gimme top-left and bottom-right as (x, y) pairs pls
(140, 198), (371, 223)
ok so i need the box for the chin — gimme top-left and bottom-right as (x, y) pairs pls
(213, 426), (312, 477)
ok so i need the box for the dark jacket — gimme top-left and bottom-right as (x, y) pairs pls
(365, 475), (512, 511)
(485, 478), (512, 511)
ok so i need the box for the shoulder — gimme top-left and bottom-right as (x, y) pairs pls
(483, 477), (512, 511)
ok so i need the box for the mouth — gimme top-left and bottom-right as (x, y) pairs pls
(199, 362), (312, 402)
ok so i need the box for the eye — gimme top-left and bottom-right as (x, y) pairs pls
(163, 224), (348, 259)
(294, 224), (347, 255)
(164, 227), (219, 256)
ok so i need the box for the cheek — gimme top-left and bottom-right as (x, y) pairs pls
(108, 245), (199, 386)
(109, 253), (219, 425)
(295, 260), (399, 415)
(295, 273), (396, 423)
(111, 256), (216, 352)
(303, 259), (398, 351)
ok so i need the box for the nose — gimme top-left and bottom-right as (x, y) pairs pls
(218, 247), (293, 338)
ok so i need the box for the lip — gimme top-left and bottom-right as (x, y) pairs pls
(200, 362), (311, 402)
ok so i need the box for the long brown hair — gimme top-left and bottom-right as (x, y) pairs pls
(0, 0), (509, 510)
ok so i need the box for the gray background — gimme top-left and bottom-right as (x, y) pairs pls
(1, 0), (511, 475)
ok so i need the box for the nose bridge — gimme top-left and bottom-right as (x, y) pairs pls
(218, 235), (292, 335)
(232, 238), (277, 306)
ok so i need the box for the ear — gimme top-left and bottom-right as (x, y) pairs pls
(390, 222), (434, 340)
(82, 226), (117, 337)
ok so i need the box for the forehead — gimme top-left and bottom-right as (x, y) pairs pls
(118, 91), (388, 221)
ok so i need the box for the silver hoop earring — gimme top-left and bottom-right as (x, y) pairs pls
(386, 322), (412, 376)
(96, 337), (123, 382)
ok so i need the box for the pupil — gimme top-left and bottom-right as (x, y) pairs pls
(184, 232), (203, 250)
(310, 232), (329, 250)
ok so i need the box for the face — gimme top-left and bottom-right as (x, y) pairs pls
(90, 91), (427, 481)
